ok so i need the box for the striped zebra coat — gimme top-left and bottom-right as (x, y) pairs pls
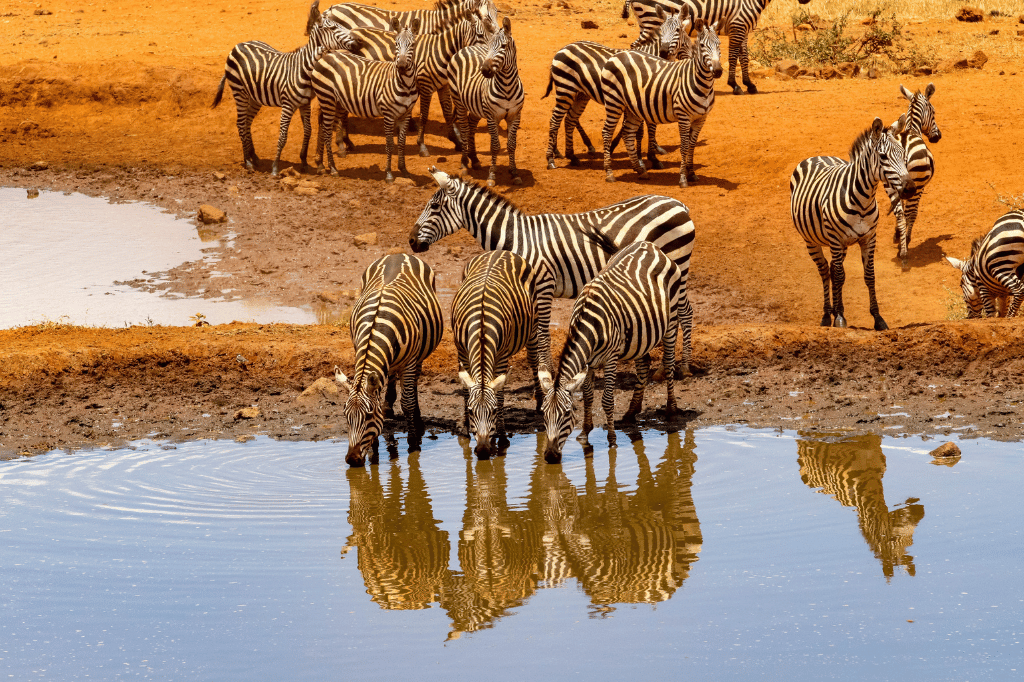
(335, 254), (444, 467)
(346, 14), (491, 156)
(886, 83), (941, 264)
(790, 116), (914, 331)
(409, 167), (695, 368)
(538, 242), (682, 463)
(945, 211), (1024, 318)
(452, 251), (555, 459)
(623, 0), (811, 95)
(325, 0), (496, 34)
(211, 0), (361, 176)
(448, 16), (525, 187)
(312, 19), (420, 183)
(600, 18), (722, 186)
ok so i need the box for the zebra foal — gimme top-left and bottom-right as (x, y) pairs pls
(945, 211), (1024, 318)
(538, 242), (682, 464)
(408, 167), (696, 372)
(790, 115), (915, 331)
(886, 83), (941, 265)
(452, 251), (555, 459)
(600, 18), (722, 186)
(335, 254), (444, 467)
(448, 16), (525, 187)
(211, 0), (361, 176)
(312, 18), (420, 183)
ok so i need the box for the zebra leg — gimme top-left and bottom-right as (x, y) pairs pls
(686, 115), (707, 184)
(828, 244), (850, 328)
(601, 359), (619, 433)
(383, 117), (397, 184)
(738, 27), (757, 94)
(727, 25), (743, 95)
(602, 103), (627, 182)
(899, 191), (922, 267)
(577, 120), (597, 155)
(298, 103), (312, 173)
(338, 112), (354, 154)
(999, 271), (1024, 317)
(397, 112), (410, 175)
(507, 111), (522, 186)
(859, 234), (888, 331)
(662, 310), (679, 414)
(621, 115), (647, 179)
(235, 96), (261, 170)
(676, 294), (693, 377)
(979, 286), (997, 318)
(463, 114), (482, 171)
(622, 355), (649, 423)
(564, 95), (590, 166)
(320, 106), (341, 177)
(485, 115), (500, 187)
(384, 378), (397, 421)
(677, 116), (694, 187)
(580, 371), (595, 438)
(437, 86), (463, 151)
(417, 86), (434, 157)
(271, 102), (298, 177)
(646, 121), (663, 171)
(401, 362), (425, 438)
(805, 243), (833, 326)
(546, 90), (575, 168)
(496, 360), (511, 452)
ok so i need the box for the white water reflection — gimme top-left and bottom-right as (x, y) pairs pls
(0, 188), (314, 327)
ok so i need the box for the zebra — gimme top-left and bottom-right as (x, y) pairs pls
(311, 18), (420, 183)
(409, 166), (695, 370)
(885, 83), (941, 265)
(334, 253), (444, 467)
(945, 210), (1024, 318)
(346, 13), (493, 156)
(790, 115), (915, 331)
(325, 0), (496, 34)
(210, 0), (362, 176)
(447, 16), (525, 187)
(543, 5), (686, 170)
(452, 251), (555, 459)
(600, 18), (722, 186)
(537, 242), (682, 464)
(622, 0), (811, 95)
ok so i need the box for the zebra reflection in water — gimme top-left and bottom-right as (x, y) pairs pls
(797, 432), (925, 580)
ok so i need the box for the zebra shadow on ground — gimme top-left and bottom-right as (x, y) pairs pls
(888, 233), (954, 269)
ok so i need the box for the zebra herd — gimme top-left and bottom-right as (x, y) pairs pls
(210, 1), (1023, 465)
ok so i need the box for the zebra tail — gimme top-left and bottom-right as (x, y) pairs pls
(211, 73), (226, 109)
(621, 0), (630, 20)
(542, 71), (553, 99)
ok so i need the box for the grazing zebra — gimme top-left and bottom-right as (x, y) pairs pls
(334, 254), (444, 467)
(325, 0), (496, 34)
(448, 16), (525, 187)
(623, 0), (811, 95)
(790, 116), (915, 331)
(600, 18), (722, 186)
(538, 242), (681, 464)
(452, 251), (555, 459)
(409, 167), (695, 369)
(945, 211), (1024, 318)
(211, 0), (362, 176)
(886, 83), (941, 264)
(312, 18), (420, 183)
(543, 5), (686, 170)
(346, 13), (492, 156)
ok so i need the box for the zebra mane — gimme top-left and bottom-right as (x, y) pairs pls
(462, 178), (525, 216)
(434, 0), (473, 10)
(969, 235), (984, 259)
(848, 125), (878, 162)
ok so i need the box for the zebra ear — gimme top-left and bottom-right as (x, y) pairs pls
(502, 16), (511, 33)
(409, 17), (421, 35)
(459, 370), (476, 391)
(693, 17), (705, 32)
(389, 16), (401, 32)
(655, 4), (665, 20)
(679, 3), (689, 19)
(893, 112), (909, 135)
(565, 372), (588, 394)
(538, 369), (554, 394)
(488, 374), (507, 393)
(305, 0), (321, 36)
(870, 117), (884, 137)
(428, 165), (452, 190)
(925, 82), (936, 99)
(334, 366), (352, 393)
(945, 256), (965, 271)
(899, 84), (914, 101)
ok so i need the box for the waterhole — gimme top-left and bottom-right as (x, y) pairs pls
(1, 428), (1020, 679)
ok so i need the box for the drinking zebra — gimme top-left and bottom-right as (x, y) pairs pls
(790, 115), (915, 331)
(452, 251), (555, 459)
(886, 83), (941, 265)
(600, 18), (721, 186)
(945, 210), (1024, 318)
(538, 242), (682, 464)
(334, 254), (444, 467)
(325, 0), (496, 34)
(543, 5), (686, 170)
(409, 167), (695, 370)
(211, 1), (362, 176)
(622, 0), (811, 95)
(448, 16), (525, 187)
(311, 18), (420, 183)
(345, 13), (492, 156)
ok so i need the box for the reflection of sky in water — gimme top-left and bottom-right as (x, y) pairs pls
(0, 428), (1020, 679)
(0, 188), (314, 327)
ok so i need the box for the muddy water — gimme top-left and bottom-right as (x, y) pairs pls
(0, 188), (314, 327)
(0, 428), (1020, 679)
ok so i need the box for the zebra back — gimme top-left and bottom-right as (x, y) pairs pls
(325, 0), (496, 34)
(946, 211), (1024, 317)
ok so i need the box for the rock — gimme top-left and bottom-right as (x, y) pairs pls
(861, 16), (876, 25)
(867, 67), (879, 79)
(930, 442), (961, 458)
(837, 61), (861, 77)
(446, 245), (464, 257)
(279, 176), (300, 190)
(392, 177), (416, 187)
(19, 121), (39, 134)
(279, 166), (301, 178)
(348, 199), (361, 208)
(914, 66), (933, 76)
(967, 49), (988, 68)
(28, 160), (49, 171)
(796, 23), (812, 31)
(212, 171), (226, 181)
(581, 19), (598, 29)
(318, 290), (340, 304)
(1019, 14), (1024, 23)
(990, 29), (999, 35)
(233, 406), (261, 421)
(955, 6), (984, 22)
(354, 231), (378, 247)
(819, 64), (840, 79)
(296, 377), (341, 406)
(26, 188), (39, 198)
(775, 59), (802, 78)
(34, 8), (53, 15)
(197, 204), (227, 224)
(386, 246), (406, 255)
(228, 185), (239, 194)
(294, 186), (319, 196)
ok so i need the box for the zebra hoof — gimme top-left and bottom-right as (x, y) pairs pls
(731, 84), (743, 95)
(487, 178), (496, 187)
(820, 314), (832, 327)
(512, 176), (522, 186)
(385, 175), (395, 184)
(605, 174), (616, 183)
(874, 317), (889, 332)
(832, 315), (848, 329)
(687, 171), (698, 183)
(746, 83), (758, 94)
(329, 169), (339, 177)
(418, 147), (430, 157)
(586, 146), (597, 155)
(547, 159), (556, 170)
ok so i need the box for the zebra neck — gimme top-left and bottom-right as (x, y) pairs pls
(458, 185), (523, 251)
(906, 106), (927, 136)
(847, 150), (885, 204)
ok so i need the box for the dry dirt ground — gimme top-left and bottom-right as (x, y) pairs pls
(2, 0), (1023, 457)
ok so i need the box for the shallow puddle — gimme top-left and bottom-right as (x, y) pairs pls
(1, 428), (1020, 678)
(0, 188), (315, 328)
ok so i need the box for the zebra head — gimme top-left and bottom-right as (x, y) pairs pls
(460, 370), (506, 459)
(480, 16), (515, 79)
(878, 115), (916, 200)
(674, 17), (694, 60)
(538, 368), (587, 464)
(900, 82), (941, 144)
(410, 166), (466, 252)
(944, 252), (984, 318)
(389, 17), (420, 76)
(692, 18), (723, 79)
(657, 7), (684, 60)
(305, 2), (363, 54)
(335, 366), (386, 467)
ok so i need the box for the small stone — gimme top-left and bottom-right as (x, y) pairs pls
(955, 6), (984, 22)
(819, 64), (840, 79)
(233, 406), (261, 420)
(990, 29), (999, 35)
(278, 166), (301, 178)
(354, 231), (378, 247)
(796, 22), (812, 31)
(34, 8), (53, 15)
(294, 186), (319, 196)
(26, 188), (39, 198)
(296, 377), (341, 406)
(867, 67), (879, 79)
(837, 61), (861, 77)
(348, 199), (361, 208)
(581, 19), (598, 29)
(197, 204), (227, 224)
(775, 59), (802, 78)
(28, 160), (48, 171)
(930, 442), (961, 458)
(213, 171), (226, 181)
(967, 49), (988, 68)
(861, 16), (876, 25)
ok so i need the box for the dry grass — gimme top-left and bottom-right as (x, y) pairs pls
(761, 0), (1024, 23)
